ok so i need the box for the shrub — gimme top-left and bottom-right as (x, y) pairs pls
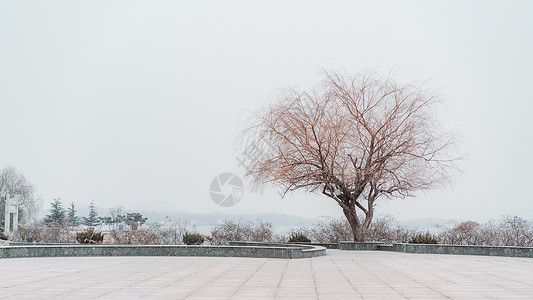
(144, 223), (186, 245)
(107, 229), (159, 245)
(182, 232), (204, 245)
(210, 219), (276, 245)
(76, 228), (104, 244)
(436, 217), (533, 247)
(299, 215), (413, 243)
(438, 221), (483, 245)
(288, 231), (311, 243)
(498, 216), (533, 247)
(408, 232), (438, 244)
(306, 218), (352, 243)
(0, 231), (8, 240)
(364, 215), (415, 243)
(14, 222), (76, 243)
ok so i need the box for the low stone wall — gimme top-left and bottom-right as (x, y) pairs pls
(339, 242), (385, 251)
(392, 243), (533, 258)
(339, 242), (533, 258)
(0, 243), (326, 260)
(229, 242), (326, 258)
(288, 242), (339, 249)
(8, 242), (79, 246)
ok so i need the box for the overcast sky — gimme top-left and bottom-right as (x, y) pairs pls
(1, 0), (532, 222)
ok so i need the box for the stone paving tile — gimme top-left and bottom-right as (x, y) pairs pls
(318, 294), (363, 300)
(1, 251), (533, 299)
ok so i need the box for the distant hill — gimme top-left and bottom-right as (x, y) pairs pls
(138, 210), (321, 227)
(396, 218), (465, 233)
(37, 201), (468, 233)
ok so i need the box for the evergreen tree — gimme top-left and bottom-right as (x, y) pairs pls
(67, 202), (79, 226)
(122, 212), (148, 230)
(82, 201), (101, 227)
(44, 198), (66, 225)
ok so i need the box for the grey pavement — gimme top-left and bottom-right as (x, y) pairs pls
(0, 250), (532, 299)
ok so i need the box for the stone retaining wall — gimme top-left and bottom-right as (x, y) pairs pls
(288, 242), (339, 249)
(339, 242), (533, 258)
(4, 241), (531, 259)
(339, 242), (385, 251)
(0, 243), (326, 259)
(228, 242), (326, 258)
(392, 243), (533, 258)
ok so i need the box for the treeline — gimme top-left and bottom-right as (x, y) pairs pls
(8, 215), (533, 247)
(11, 199), (149, 243)
(43, 198), (147, 229)
(0, 166), (148, 236)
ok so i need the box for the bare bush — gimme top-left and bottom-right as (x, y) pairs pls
(364, 215), (415, 243)
(280, 216), (414, 243)
(210, 219), (276, 245)
(438, 221), (483, 245)
(107, 229), (160, 245)
(498, 216), (533, 247)
(146, 223), (188, 245)
(438, 216), (533, 247)
(10, 215), (533, 248)
(475, 222), (500, 246)
(306, 218), (352, 243)
(14, 222), (76, 243)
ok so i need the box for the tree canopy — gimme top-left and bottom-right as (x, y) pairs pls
(242, 71), (459, 241)
(0, 167), (39, 226)
(44, 198), (66, 225)
(67, 202), (80, 226)
(82, 201), (101, 227)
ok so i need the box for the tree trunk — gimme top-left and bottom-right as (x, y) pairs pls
(362, 209), (374, 231)
(343, 208), (364, 242)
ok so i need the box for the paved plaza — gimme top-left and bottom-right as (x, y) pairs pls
(0, 250), (532, 299)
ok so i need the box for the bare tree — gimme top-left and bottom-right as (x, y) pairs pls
(242, 71), (459, 241)
(0, 167), (39, 227)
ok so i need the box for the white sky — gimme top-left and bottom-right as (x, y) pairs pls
(1, 0), (532, 222)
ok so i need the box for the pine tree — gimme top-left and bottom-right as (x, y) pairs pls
(67, 202), (79, 226)
(44, 198), (66, 225)
(123, 212), (148, 230)
(82, 201), (101, 227)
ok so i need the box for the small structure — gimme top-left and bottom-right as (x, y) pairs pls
(3, 195), (19, 236)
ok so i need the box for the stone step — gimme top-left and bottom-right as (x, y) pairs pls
(377, 244), (394, 251)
